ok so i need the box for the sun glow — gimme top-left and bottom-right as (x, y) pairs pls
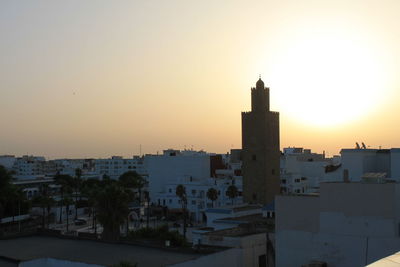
(267, 29), (390, 127)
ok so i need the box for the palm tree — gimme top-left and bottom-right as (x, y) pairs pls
(54, 174), (73, 223)
(45, 197), (56, 228)
(119, 171), (146, 204)
(226, 185), (238, 205)
(0, 165), (13, 225)
(63, 196), (74, 232)
(96, 181), (133, 241)
(175, 184), (187, 239)
(206, 188), (218, 208)
(73, 168), (83, 220)
(81, 178), (100, 233)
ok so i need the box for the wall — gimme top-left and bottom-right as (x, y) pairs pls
(20, 258), (103, 267)
(391, 149), (400, 180)
(276, 230), (400, 267)
(145, 154), (210, 201)
(275, 195), (320, 233)
(168, 248), (243, 267)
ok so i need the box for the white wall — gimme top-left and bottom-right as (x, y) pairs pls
(145, 154), (210, 201)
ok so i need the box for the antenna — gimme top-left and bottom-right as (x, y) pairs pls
(361, 142), (366, 149)
(139, 144), (142, 156)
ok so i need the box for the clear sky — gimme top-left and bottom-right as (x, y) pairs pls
(1, 0), (400, 159)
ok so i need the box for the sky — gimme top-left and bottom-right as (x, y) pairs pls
(1, 0), (400, 159)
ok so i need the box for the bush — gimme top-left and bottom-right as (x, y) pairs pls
(127, 224), (189, 247)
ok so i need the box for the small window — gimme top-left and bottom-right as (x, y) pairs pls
(252, 155), (257, 161)
(169, 199), (172, 204)
(271, 169), (275, 175)
(191, 200), (196, 205)
(168, 188), (172, 193)
(192, 189), (196, 195)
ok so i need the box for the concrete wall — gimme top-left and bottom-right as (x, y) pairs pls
(276, 230), (400, 267)
(168, 248), (243, 267)
(20, 258), (103, 267)
(320, 183), (397, 219)
(275, 195), (320, 233)
(391, 149), (400, 180)
(276, 182), (400, 267)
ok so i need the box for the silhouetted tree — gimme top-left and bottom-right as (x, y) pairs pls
(175, 184), (187, 239)
(54, 174), (73, 223)
(96, 181), (133, 241)
(81, 178), (101, 233)
(206, 188), (218, 208)
(119, 171), (146, 204)
(226, 185), (238, 205)
(73, 168), (83, 220)
(0, 165), (13, 224)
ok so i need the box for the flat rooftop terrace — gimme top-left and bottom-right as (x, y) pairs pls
(0, 236), (204, 267)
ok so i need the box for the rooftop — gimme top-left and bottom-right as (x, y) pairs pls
(0, 236), (206, 267)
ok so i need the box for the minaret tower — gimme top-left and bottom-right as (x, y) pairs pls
(241, 77), (280, 205)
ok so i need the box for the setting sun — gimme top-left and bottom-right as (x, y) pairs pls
(267, 24), (391, 127)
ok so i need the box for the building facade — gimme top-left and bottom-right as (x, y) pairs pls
(241, 78), (280, 205)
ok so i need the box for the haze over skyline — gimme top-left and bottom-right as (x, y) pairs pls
(1, 0), (400, 159)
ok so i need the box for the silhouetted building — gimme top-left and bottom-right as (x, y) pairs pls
(241, 77), (280, 205)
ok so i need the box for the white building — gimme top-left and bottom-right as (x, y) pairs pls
(0, 155), (16, 169)
(145, 149), (212, 201)
(276, 181), (400, 267)
(94, 156), (147, 179)
(149, 149), (243, 222)
(341, 148), (400, 181)
(280, 147), (341, 194)
(12, 155), (47, 179)
(156, 177), (243, 222)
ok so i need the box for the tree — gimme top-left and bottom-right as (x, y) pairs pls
(226, 185), (238, 205)
(63, 196), (74, 232)
(0, 165), (13, 224)
(54, 174), (73, 223)
(206, 188), (218, 208)
(81, 178), (101, 233)
(119, 171), (147, 204)
(175, 184), (187, 240)
(73, 168), (83, 220)
(95, 181), (133, 241)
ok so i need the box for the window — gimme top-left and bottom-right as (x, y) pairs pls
(192, 189), (196, 195)
(169, 199), (172, 204)
(271, 169), (275, 175)
(295, 179), (300, 183)
(281, 179), (286, 184)
(168, 188), (172, 193)
(191, 200), (196, 205)
(252, 155), (257, 161)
